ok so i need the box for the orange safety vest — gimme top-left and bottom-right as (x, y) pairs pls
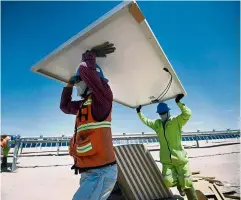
(69, 95), (116, 168)
(0, 136), (10, 148)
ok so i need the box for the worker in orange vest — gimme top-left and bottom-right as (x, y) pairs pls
(1, 135), (11, 168)
(60, 42), (117, 200)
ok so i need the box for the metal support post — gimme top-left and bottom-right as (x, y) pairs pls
(11, 138), (21, 172)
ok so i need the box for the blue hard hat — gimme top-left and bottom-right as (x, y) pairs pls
(96, 64), (109, 82)
(156, 102), (170, 114)
(76, 64), (109, 82)
(11, 135), (17, 140)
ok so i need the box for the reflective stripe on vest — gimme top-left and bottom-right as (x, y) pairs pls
(76, 142), (92, 153)
(83, 99), (92, 106)
(77, 121), (111, 132)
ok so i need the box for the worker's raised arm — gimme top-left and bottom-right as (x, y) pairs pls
(78, 51), (113, 105)
(60, 84), (81, 115)
(78, 42), (115, 105)
(136, 106), (157, 130)
(175, 95), (192, 127)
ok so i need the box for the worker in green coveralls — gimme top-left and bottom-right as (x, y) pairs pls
(136, 94), (198, 200)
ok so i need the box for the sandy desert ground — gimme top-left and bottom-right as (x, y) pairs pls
(1, 139), (240, 200)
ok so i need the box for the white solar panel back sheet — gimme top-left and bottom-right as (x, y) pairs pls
(31, 1), (186, 108)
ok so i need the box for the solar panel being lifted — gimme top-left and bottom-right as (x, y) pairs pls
(31, 1), (186, 108)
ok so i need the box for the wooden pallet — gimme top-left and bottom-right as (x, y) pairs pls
(209, 183), (226, 200)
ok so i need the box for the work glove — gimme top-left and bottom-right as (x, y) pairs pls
(136, 105), (142, 113)
(91, 42), (116, 57)
(175, 94), (184, 103)
(68, 76), (82, 85)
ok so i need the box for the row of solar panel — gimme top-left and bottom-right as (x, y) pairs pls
(182, 134), (240, 141)
(10, 134), (240, 148)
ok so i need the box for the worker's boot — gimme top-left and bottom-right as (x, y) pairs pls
(184, 186), (198, 200)
(1, 157), (7, 168)
(177, 185), (186, 197)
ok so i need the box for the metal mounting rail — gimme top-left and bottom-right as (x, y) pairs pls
(2, 129), (240, 172)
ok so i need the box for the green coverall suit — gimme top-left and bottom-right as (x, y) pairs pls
(138, 102), (195, 192)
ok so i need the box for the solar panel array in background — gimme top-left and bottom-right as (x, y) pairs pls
(10, 133), (240, 148)
(114, 144), (173, 200)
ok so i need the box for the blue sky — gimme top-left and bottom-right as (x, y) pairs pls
(1, 1), (240, 136)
